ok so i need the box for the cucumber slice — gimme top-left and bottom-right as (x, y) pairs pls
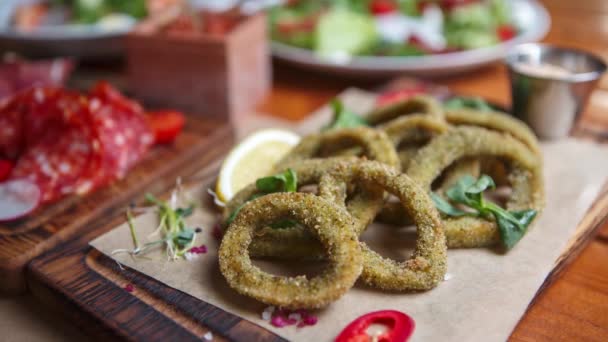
(315, 9), (378, 58)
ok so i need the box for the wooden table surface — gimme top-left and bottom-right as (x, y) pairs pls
(2, 1), (607, 341)
(256, 1), (608, 340)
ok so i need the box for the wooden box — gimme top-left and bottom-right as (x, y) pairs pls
(126, 13), (271, 121)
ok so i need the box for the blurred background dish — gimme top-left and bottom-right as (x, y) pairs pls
(0, 0), (149, 58)
(269, 0), (550, 77)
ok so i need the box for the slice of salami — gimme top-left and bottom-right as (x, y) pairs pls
(88, 82), (153, 180)
(0, 100), (23, 159)
(11, 125), (94, 203)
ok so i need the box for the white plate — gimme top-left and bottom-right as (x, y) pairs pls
(271, 0), (550, 77)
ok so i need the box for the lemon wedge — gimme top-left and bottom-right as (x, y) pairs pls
(215, 129), (300, 203)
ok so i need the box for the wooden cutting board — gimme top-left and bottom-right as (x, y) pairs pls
(23, 70), (608, 341)
(0, 117), (233, 294)
(26, 122), (608, 341)
(26, 146), (608, 342)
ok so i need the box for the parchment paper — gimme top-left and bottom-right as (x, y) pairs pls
(91, 89), (608, 341)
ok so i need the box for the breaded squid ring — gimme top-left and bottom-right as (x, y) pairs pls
(445, 108), (542, 186)
(319, 160), (447, 291)
(219, 192), (362, 309)
(275, 127), (400, 171)
(223, 158), (384, 259)
(407, 126), (545, 248)
(444, 108), (541, 156)
(366, 95), (444, 126)
(379, 114), (450, 147)
(377, 157), (481, 226)
(375, 114), (475, 225)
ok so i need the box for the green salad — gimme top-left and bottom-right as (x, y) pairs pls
(269, 0), (516, 58)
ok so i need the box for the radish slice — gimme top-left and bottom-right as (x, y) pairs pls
(0, 179), (41, 221)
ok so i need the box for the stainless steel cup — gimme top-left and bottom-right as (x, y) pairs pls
(506, 43), (606, 140)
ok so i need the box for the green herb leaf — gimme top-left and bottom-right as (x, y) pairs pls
(444, 96), (494, 112)
(174, 228), (195, 248)
(226, 169), (299, 228)
(256, 168), (298, 193)
(431, 193), (468, 217)
(466, 174), (496, 194)
(176, 206), (194, 218)
(434, 174), (538, 250)
(323, 99), (368, 131)
(445, 174), (478, 207)
(511, 209), (538, 227)
(225, 203), (245, 227)
(145, 193), (163, 206)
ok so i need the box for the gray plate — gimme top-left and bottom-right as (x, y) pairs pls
(271, 0), (551, 77)
(0, 0), (134, 59)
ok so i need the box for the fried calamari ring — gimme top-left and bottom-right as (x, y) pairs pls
(319, 160), (447, 291)
(379, 114), (449, 147)
(276, 127), (400, 171)
(378, 114), (450, 171)
(366, 95), (444, 126)
(223, 158), (384, 259)
(219, 192), (362, 309)
(445, 108), (542, 186)
(444, 108), (541, 156)
(377, 157), (481, 226)
(407, 126), (545, 248)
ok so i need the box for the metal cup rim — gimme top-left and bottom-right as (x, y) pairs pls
(505, 43), (607, 83)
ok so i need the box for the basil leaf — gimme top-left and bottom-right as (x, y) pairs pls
(444, 96), (494, 112)
(511, 209), (537, 228)
(441, 174), (538, 250)
(323, 99), (368, 131)
(490, 206), (537, 249)
(256, 176), (285, 193)
(283, 168), (298, 193)
(445, 174), (477, 205)
(227, 169), (299, 227)
(465, 174), (496, 194)
(431, 193), (469, 217)
(225, 203), (245, 227)
(256, 168), (298, 193)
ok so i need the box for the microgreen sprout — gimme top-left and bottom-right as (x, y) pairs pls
(112, 181), (200, 261)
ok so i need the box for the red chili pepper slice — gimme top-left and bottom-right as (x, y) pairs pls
(335, 310), (415, 342)
(497, 24), (517, 42)
(0, 159), (14, 182)
(370, 0), (398, 15)
(376, 86), (428, 107)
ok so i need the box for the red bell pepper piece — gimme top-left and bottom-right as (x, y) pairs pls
(146, 110), (186, 145)
(335, 310), (415, 342)
(0, 159), (14, 182)
(376, 86), (428, 107)
(370, 0), (398, 15)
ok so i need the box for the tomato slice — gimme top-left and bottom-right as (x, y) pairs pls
(0, 159), (14, 182)
(438, 0), (481, 11)
(370, 0), (398, 15)
(146, 110), (186, 145)
(497, 24), (517, 42)
(335, 310), (415, 342)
